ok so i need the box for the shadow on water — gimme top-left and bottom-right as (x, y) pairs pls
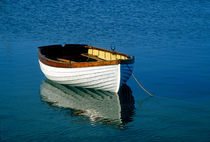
(40, 80), (137, 129)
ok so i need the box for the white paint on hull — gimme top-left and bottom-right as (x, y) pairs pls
(39, 61), (121, 92)
(39, 60), (133, 92)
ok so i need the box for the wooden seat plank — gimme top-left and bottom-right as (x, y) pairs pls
(81, 53), (104, 61)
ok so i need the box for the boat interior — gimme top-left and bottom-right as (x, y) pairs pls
(39, 44), (129, 63)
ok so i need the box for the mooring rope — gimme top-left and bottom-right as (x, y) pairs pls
(127, 64), (153, 96)
(131, 73), (153, 96)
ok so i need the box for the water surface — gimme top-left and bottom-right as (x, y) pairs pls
(0, 0), (210, 141)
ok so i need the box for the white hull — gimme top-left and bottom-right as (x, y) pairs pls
(39, 61), (133, 92)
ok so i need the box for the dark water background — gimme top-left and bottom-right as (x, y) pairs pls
(1, 0), (210, 141)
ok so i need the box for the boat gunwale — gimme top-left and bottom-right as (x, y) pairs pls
(38, 44), (134, 68)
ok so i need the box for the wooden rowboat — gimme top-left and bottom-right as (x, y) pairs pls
(38, 44), (134, 92)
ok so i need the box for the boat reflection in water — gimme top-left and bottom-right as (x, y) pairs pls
(40, 80), (135, 129)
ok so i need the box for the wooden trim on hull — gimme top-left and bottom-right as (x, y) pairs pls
(38, 44), (134, 68)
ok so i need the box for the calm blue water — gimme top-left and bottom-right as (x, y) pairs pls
(1, 0), (210, 141)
